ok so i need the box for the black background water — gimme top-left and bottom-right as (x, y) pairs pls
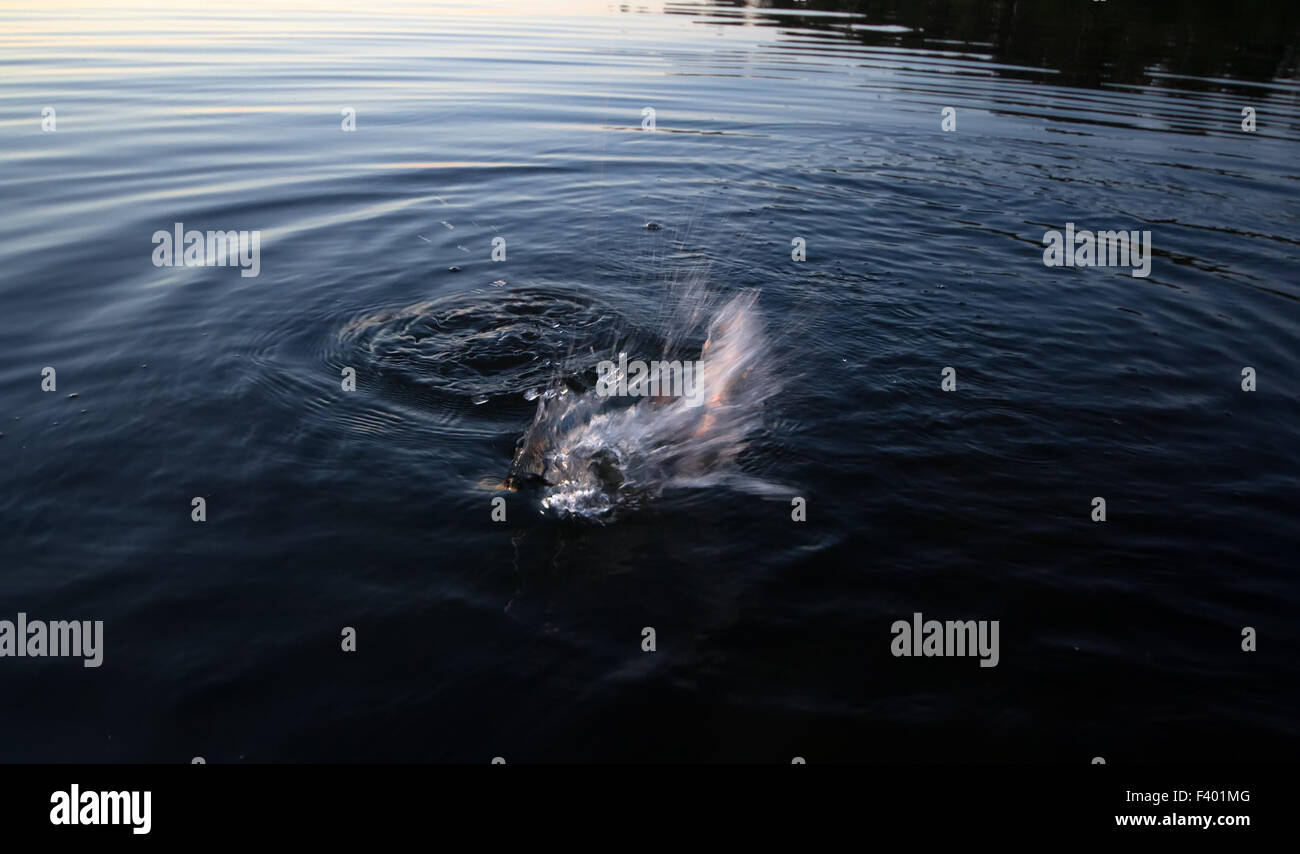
(1, 0), (1298, 762)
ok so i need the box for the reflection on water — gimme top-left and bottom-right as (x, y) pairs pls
(671, 0), (1300, 95)
(0, 0), (1298, 762)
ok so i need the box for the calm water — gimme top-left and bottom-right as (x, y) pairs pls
(2, 0), (1298, 762)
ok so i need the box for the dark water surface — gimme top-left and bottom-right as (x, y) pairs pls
(2, 0), (1298, 762)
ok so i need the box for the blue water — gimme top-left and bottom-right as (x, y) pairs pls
(1, 0), (1298, 762)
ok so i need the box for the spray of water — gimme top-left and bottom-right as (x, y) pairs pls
(506, 288), (785, 520)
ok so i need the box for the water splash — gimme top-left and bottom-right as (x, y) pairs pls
(507, 289), (784, 520)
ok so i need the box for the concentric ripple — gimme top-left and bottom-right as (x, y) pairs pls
(338, 285), (625, 403)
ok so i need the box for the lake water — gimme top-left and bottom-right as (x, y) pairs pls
(1, 0), (1298, 762)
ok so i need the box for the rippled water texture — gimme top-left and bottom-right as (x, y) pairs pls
(1, 0), (1298, 762)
